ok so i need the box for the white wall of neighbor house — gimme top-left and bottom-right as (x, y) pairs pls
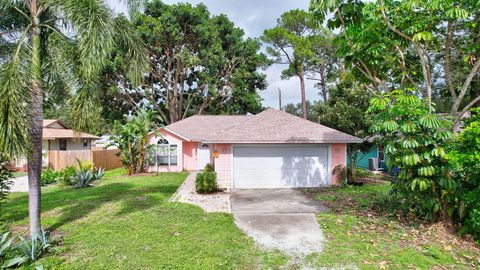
(47, 138), (92, 151)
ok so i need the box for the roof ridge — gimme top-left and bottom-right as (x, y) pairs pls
(265, 108), (361, 139)
(213, 114), (256, 135)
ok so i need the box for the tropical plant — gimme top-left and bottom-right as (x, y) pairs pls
(447, 114), (480, 240)
(40, 168), (59, 186)
(56, 166), (77, 186)
(196, 164), (218, 194)
(72, 159), (104, 188)
(110, 109), (160, 175)
(0, 156), (12, 210)
(73, 169), (95, 188)
(368, 91), (454, 221)
(310, 0), (480, 128)
(315, 75), (373, 179)
(0, 232), (14, 259)
(0, 0), (147, 236)
(3, 229), (58, 269)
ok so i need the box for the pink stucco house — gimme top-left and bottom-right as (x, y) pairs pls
(147, 108), (361, 190)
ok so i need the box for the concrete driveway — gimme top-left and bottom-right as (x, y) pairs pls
(8, 176), (29, 192)
(232, 189), (328, 256)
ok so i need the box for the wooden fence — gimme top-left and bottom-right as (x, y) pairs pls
(92, 149), (122, 170)
(47, 149), (122, 171)
(48, 150), (92, 170)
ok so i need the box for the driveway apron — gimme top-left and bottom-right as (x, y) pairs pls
(231, 189), (328, 255)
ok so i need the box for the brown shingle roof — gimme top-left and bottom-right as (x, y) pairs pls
(162, 109), (362, 143)
(42, 119), (100, 140)
(165, 115), (252, 141)
(43, 129), (100, 140)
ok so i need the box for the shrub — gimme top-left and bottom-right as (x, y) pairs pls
(204, 163), (214, 172)
(195, 164), (218, 194)
(447, 116), (480, 241)
(332, 165), (349, 187)
(368, 91), (454, 221)
(40, 168), (59, 186)
(57, 166), (77, 186)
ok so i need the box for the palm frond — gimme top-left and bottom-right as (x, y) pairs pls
(47, 0), (116, 80)
(68, 79), (102, 134)
(0, 58), (31, 159)
(113, 15), (148, 85)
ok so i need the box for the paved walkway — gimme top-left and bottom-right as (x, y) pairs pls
(170, 171), (231, 213)
(232, 189), (328, 256)
(8, 176), (29, 192)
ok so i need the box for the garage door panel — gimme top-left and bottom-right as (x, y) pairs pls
(233, 145), (330, 189)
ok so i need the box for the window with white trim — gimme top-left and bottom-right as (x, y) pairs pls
(149, 139), (178, 166)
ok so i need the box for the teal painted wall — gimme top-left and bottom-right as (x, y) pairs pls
(347, 146), (379, 169)
(347, 146), (388, 170)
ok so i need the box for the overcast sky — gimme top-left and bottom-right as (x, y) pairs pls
(106, 0), (319, 109)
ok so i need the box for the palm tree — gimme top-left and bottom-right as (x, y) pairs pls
(0, 0), (148, 236)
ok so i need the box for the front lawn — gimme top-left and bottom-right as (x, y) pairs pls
(2, 170), (479, 269)
(305, 182), (480, 269)
(1, 169), (286, 269)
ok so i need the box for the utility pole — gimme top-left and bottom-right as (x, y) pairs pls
(278, 88), (282, 110)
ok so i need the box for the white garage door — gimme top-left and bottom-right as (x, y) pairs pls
(233, 145), (330, 189)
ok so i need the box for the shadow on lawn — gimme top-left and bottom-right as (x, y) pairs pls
(2, 182), (180, 231)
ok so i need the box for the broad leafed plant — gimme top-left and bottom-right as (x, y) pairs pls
(0, 0), (148, 236)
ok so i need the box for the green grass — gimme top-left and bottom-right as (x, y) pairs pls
(10, 172), (27, 178)
(3, 171), (478, 269)
(306, 182), (480, 269)
(1, 169), (287, 269)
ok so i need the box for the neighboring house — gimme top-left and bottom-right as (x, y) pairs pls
(147, 108), (362, 190)
(13, 120), (100, 170)
(348, 145), (387, 171)
(93, 134), (118, 150)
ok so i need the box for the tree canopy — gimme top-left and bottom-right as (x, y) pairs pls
(310, 0), (480, 127)
(111, 1), (269, 124)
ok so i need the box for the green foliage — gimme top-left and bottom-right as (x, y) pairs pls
(332, 165), (349, 187)
(56, 166), (77, 186)
(2, 229), (58, 269)
(368, 91), (453, 220)
(310, 0), (480, 116)
(0, 231), (14, 259)
(204, 163), (214, 173)
(196, 164), (218, 194)
(73, 160), (104, 188)
(447, 115), (480, 240)
(130, 1), (267, 123)
(40, 168), (59, 186)
(262, 9), (337, 118)
(110, 109), (160, 175)
(0, 156), (12, 209)
(315, 77), (373, 178)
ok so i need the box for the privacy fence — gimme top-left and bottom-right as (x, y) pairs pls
(14, 149), (122, 171)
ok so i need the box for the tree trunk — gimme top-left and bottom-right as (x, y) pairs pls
(299, 70), (307, 119)
(349, 147), (358, 181)
(27, 19), (43, 237)
(319, 64), (328, 102)
(470, 12), (480, 107)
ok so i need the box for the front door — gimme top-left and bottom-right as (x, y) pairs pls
(197, 143), (211, 170)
